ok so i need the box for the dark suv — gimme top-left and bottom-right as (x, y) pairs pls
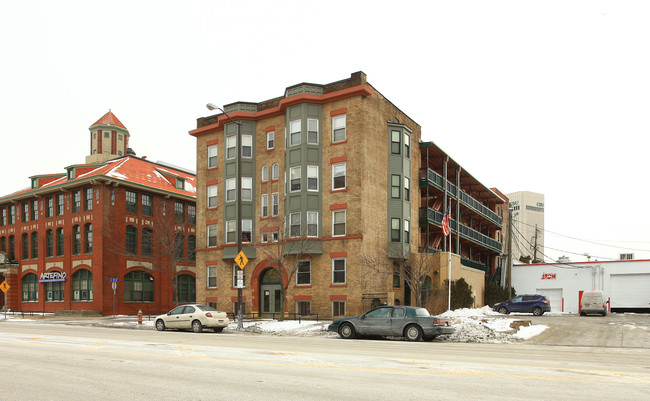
(493, 294), (551, 316)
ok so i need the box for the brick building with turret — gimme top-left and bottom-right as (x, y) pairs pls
(0, 111), (197, 316)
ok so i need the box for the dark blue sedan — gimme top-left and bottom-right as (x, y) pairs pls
(328, 305), (454, 341)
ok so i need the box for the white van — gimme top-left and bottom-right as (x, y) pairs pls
(580, 290), (607, 316)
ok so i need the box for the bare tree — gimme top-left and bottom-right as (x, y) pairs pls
(360, 251), (438, 309)
(106, 205), (190, 306)
(252, 216), (315, 321)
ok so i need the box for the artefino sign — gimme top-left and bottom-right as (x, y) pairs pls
(39, 271), (67, 282)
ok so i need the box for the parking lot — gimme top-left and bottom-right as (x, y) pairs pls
(517, 313), (650, 348)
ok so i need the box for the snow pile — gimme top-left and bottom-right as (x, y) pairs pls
(239, 319), (330, 336)
(1, 307), (549, 342)
(439, 306), (548, 343)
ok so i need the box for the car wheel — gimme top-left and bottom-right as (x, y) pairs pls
(155, 319), (166, 331)
(404, 324), (423, 342)
(498, 306), (508, 314)
(580, 312), (585, 316)
(192, 320), (203, 333)
(338, 323), (355, 339)
(214, 327), (224, 333)
(532, 307), (544, 316)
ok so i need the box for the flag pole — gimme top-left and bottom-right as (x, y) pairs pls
(448, 216), (452, 312)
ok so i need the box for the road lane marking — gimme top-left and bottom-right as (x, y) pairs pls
(2, 336), (649, 385)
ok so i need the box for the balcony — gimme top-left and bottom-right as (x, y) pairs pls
(419, 168), (502, 227)
(461, 257), (488, 272)
(419, 207), (503, 254)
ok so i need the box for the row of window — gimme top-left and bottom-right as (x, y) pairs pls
(0, 188), (94, 227)
(0, 224), (93, 261)
(125, 226), (196, 262)
(22, 269), (93, 302)
(21, 270), (196, 304)
(206, 114), (347, 169)
(295, 300), (346, 317)
(205, 162), (346, 213)
(205, 209), (347, 247)
(206, 257), (346, 288)
(125, 191), (196, 224)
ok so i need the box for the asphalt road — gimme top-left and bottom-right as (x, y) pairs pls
(1, 317), (650, 401)
(514, 312), (650, 348)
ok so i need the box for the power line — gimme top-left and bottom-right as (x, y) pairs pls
(510, 221), (617, 264)
(511, 218), (650, 253)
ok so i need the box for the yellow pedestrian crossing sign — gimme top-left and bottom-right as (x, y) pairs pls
(0, 281), (9, 293)
(235, 251), (248, 269)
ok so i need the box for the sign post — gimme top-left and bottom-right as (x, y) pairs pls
(1, 280), (9, 319)
(109, 278), (119, 317)
(235, 250), (248, 289)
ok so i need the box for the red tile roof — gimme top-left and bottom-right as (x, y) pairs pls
(1, 156), (196, 201)
(90, 110), (128, 130)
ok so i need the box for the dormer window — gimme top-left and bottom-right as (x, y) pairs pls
(67, 169), (75, 180)
(31, 178), (38, 189)
(176, 178), (185, 190)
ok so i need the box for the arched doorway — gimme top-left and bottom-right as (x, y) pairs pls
(259, 268), (282, 316)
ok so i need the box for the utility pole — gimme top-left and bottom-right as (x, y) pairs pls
(533, 224), (539, 263)
(507, 208), (513, 298)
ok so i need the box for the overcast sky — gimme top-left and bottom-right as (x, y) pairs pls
(1, 0), (649, 263)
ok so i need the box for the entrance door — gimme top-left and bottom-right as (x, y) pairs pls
(259, 268), (282, 316)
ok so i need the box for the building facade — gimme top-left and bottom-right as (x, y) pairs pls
(190, 72), (504, 319)
(512, 259), (650, 313)
(0, 112), (197, 316)
(507, 191), (545, 263)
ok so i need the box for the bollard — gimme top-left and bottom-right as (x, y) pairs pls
(137, 309), (143, 325)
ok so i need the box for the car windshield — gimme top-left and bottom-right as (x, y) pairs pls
(196, 305), (218, 312)
(414, 308), (430, 317)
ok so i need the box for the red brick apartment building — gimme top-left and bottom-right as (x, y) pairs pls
(190, 72), (506, 319)
(0, 112), (197, 315)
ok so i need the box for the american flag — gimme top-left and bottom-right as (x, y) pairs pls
(442, 204), (451, 236)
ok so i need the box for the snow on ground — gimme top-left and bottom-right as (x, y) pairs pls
(0, 307), (549, 343)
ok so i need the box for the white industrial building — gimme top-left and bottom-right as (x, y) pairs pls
(511, 259), (650, 314)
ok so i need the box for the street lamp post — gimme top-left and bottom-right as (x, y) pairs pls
(207, 103), (244, 330)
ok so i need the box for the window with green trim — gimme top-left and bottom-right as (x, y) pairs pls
(72, 269), (93, 301)
(124, 271), (154, 302)
(46, 280), (64, 302)
(175, 274), (196, 303)
(22, 273), (38, 302)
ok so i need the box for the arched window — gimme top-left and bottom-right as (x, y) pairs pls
(272, 163), (279, 180)
(22, 273), (38, 302)
(84, 223), (93, 253)
(126, 225), (137, 255)
(46, 229), (53, 257)
(124, 271), (154, 302)
(72, 269), (93, 301)
(188, 235), (196, 262)
(9, 235), (15, 260)
(174, 233), (184, 260)
(175, 274), (196, 303)
(72, 225), (81, 255)
(21, 233), (28, 260)
(142, 228), (153, 257)
(31, 232), (38, 259)
(261, 165), (269, 182)
(56, 227), (64, 256)
(46, 273), (64, 302)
